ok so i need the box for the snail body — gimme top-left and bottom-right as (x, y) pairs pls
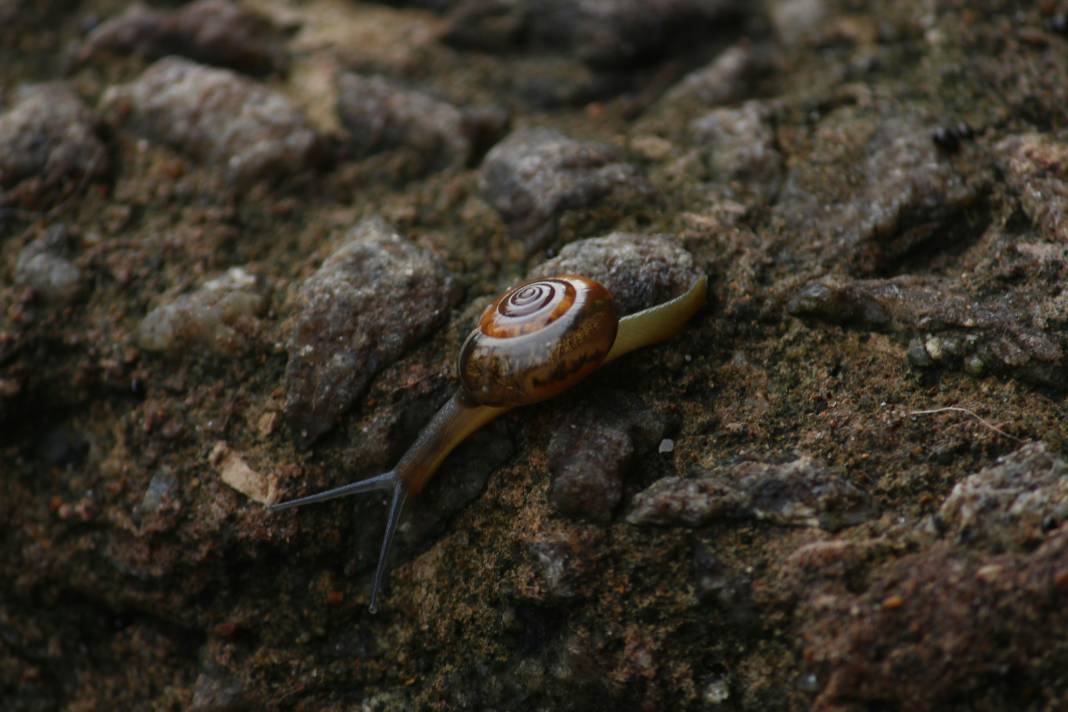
(270, 273), (707, 612)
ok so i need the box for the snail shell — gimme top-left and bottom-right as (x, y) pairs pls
(458, 276), (618, 407)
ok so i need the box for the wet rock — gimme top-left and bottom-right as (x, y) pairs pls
(799, 532), (1068, 709)
(336, 72), (508, 170)
(479, 128), (653, 252)
(101, 57), (321, 186)
(0, 83), (108, 204)
(627, 456), (873, 531)
(15, 225), (82, 303)
(80, 0), (287, 75)
(939, 441), (1068, 549)
(788, 276), (1068, 388)
(772, 108), (982, 274)
(529, 232), (701, 315)
(661, 43), (774, 108)
(283, 217), (456, 448)
(547, 394), (665, 524)
(138, 267), (266, 356)
(996, 133), (1068, 244)
(690, 100), (782, 192)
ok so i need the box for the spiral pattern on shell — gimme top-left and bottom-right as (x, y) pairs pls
(458, 276), (618, 407)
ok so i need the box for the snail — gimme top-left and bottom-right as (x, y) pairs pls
(269, 273), (708, 612)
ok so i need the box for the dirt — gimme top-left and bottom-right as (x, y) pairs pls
(3, 1), (1068, 710)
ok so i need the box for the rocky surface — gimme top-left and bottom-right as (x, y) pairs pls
(5, 1), (1068, 711)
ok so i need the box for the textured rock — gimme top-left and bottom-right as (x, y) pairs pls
(479, 128), (653, 251)
(788, 276), (1068, 388)
(138, 267), (266, 355)
(773, 108), (982, 274)
(690, 100), (782, 191)
(283, 217), (456, 448)
(15, 225), (82, 303)
(0, 83), (108, 204)
(547, 393), (666, 524)
(529, 232), (701, 315)
(799, 532), (1068, 710)
(80, 0), (287, 75)
(939, 441), (1068, 549)
(996, 133), (1068, 244)
(101, 57), (320, 186)
(336, 72), (508, 170)
(627, 456), (873, 531)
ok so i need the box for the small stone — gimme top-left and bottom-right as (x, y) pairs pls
(336, 72), (508, 170)
(526, 535), (578, 599)
(210, 441), (276, 504)
(191, 664), (244, 711)
(101, 57), (321, 186)
(80, 0), (287, 75)
(689, 100), (782, 193)
(938, 441), (1068, 549)
(138, 267), (266, 355)
(658, 438), (675, 454)
(906, 337), (933, 367)
(703, 678), (730, 704)
(139, 468), (179, 517)
(627, 456), (873, 531)
(0, 83), (108, 203)
(529, 232), (701, 316)
(283, 217), (456, 448)
(14, 225), (82, 303)
(548, 393), (666, 524)
(479, 128), (653, 251)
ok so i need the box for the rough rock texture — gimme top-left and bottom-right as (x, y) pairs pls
(788, 276), (1068, 388)
(283, 217), (456, 448)
(8, 1), (1068, 711)
(479, 128), (653, 251)
(336, 72), (508, 171)
(101, 57), (320, 185)
(80, 0), (287, 75)
(627, 456), (873, 531)
(939, 441), (1068, 550)
(547, 393), (666, 524)
(138, 267), (266, 355)
(772, 108), (984, 274)
(0, 83), (109, 206)
(529, 232), (701, 315)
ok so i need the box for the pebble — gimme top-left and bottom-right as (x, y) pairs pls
(0, 83), (108, 203)
(101, 57), (321, 186)
(547, 393), (666, 524)
(336, 72), (508, 170)
(15, 225), (82, 303)
(283, 217), (456, 448)
(689, 100), (782, 192)
(479, 128), (652, 251)
(80, 0), (287, 75)
(138, 267), (266, 355)
(529, 232), (701, 315)
(938, 441), (1068, 549)
(627, 456), (873, 531)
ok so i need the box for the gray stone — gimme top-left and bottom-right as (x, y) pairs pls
(283, 217), (457, 448)
(15, 225), (82, 303)
(101, 57), (320, 186)
(139, 267), (266, 356)
(627, 456), (873, 531)
(479, 128), (652, 251)
(996, 133), (1068, 244)
(529, 232), (701, 316)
